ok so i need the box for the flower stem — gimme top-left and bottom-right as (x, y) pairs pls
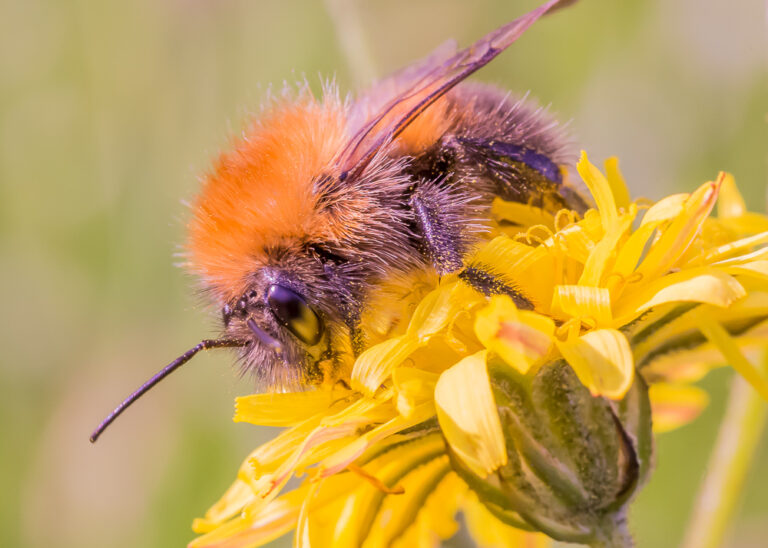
(590, 514), (634, 548)
(681, 371), (768, 548)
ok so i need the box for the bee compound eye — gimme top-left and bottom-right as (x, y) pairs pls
(266, 285), (323, 346)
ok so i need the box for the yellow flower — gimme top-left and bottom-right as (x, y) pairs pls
(190, 153), (768, 547)
(481, 152), (768, 424)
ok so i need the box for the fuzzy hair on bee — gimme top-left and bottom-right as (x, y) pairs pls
(90, 0), (582, 443)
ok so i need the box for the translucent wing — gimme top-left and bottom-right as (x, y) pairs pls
(345, 39), (458, 139)
(337, 0), (572, 180)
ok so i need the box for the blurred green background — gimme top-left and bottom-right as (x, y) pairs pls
(1, 1), (766, 547)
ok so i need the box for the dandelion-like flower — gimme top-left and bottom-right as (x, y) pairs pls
(190, 152), (768, 548)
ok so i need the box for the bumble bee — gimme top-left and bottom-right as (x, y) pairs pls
(91, 0), (581, 442)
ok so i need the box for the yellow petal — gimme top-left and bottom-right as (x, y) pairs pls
(318, 402), (436, 477)
(613, 267), (746, 325)
(463, 491), (550, 548)
(607, 225), (655, 297)
(469, 235), (544, 274)
(407, 281), (481, 342)
(234, 389), (344, 426)
(717, 213), (768, 234)
(551, 285), (612, 326)
(551, 220), (598, 264)
(696, 314), (768, 401)
(240, 394), (379, 485)
(578, 205), (637, 287)
(363, 457), (452, 548)
(632, 290), (768, 380)
(351, 335), (420, 395)
(648, 383), (710, 433)
(607, 194), (690, 296)
(716, 172), (745, 219)
(722, 261), (768, 282)
(244, 397), (390, 496)
(491, 198), (556, 229)
(392, 367), (440, 418)
(249, 423), (356, 498)
(474, 295), (554, 374)
(192, 479), (254, 533)
(696, 231), (768, 265)
(556, 329), (634, 399)
(390, 471), (466, 548)
(712, 246), (768, 267)
(293, 481), (319, 548)
(435, 351), (507, 477)
(641, 350), (716, 385)
(577, 151), (618, 230)
(353, 282), (483, 395)
(640, 193), (688, 227)
(189, 484), (310, 548)
(330, 435), (447, 548)
(604, 156), (631, 211)
(240, 415), (325, 480)
(634, 179), (720, 280)
(195, 472), (366, 548)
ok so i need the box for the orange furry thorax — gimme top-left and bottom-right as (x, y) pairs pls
(187, 97), (348, 300)
(187, 90), (454, 302)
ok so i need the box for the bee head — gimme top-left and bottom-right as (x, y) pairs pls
(185, 90), (418, 387)
(219, 250), (357, 388)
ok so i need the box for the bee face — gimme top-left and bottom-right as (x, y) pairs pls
(224, 285), (327, 388)
(216, 246), (359, 388)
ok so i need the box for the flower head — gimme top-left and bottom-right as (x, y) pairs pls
(190, 153), (768, 547)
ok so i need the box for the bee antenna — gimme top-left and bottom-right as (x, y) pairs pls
(89, 338), (245, 443)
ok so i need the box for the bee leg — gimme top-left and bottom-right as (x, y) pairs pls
(409, 181), (466, 276)
(458, 266), (534, 310)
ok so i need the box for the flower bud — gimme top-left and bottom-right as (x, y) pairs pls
(449, 358), (652, 547)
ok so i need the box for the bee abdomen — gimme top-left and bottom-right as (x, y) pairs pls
(456, 136), (567, 209)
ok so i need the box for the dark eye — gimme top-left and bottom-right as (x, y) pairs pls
(266, 285), (323, 346)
